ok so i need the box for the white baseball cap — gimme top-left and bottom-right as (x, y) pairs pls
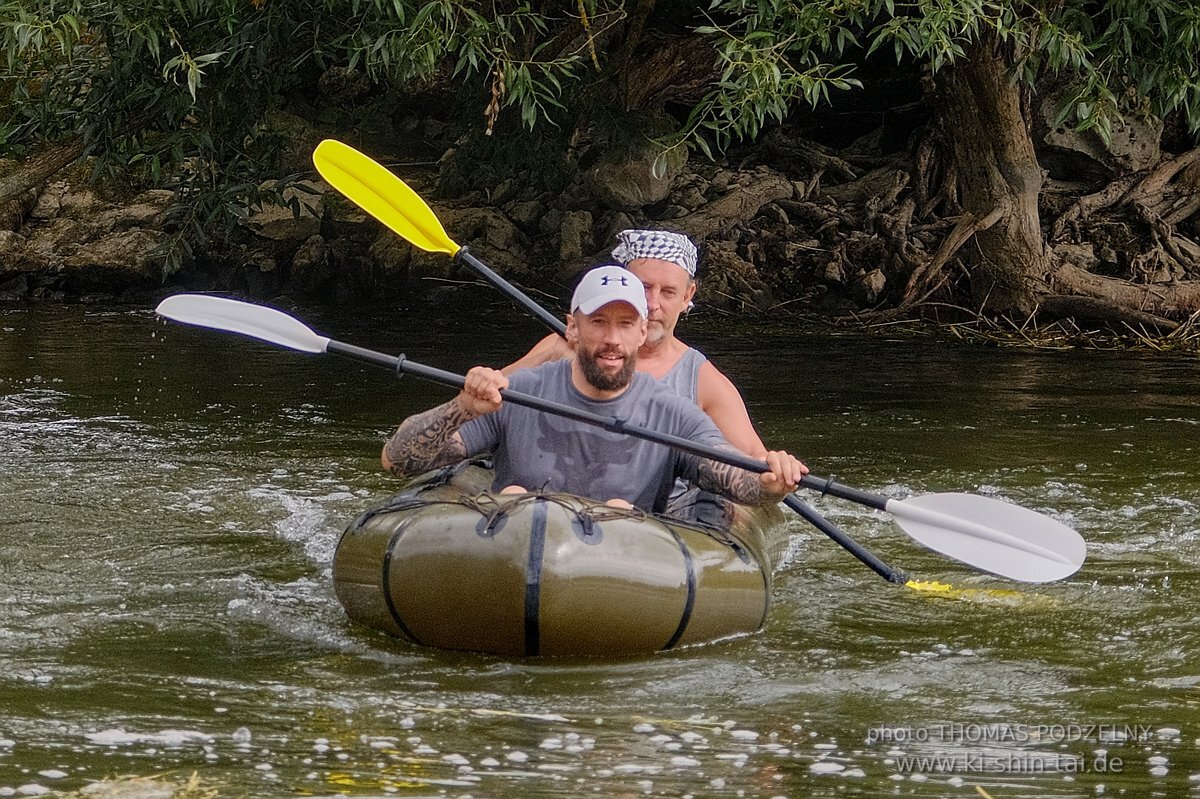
(570, 265), (648, 318)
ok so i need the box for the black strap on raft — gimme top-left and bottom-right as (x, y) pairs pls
(570, 513), (602, 544)
(381, 521), (423, 646)
(523, 498), (548, 656)
(661, 527), (697, 651)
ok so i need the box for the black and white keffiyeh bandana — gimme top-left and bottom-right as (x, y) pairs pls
(611, 229), (698, 277)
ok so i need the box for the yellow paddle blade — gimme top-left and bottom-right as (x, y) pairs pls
(904, 579), (1048, 604)
(312, 139), (459, 256)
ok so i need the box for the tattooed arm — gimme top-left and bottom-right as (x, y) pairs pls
(692, 447), (807, 506)
(381, 366), (508, 477)
(381, 399), (473, 476)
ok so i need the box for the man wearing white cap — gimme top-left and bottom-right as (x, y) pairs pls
(504, 230), (772, 523)
(506, 229), (767, 461)
(382, 265), (805, 512)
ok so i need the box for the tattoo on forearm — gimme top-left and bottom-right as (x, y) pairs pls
(384, 399), (472, 475)
(695, 447), (766, 505)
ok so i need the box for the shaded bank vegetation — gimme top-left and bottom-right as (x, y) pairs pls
(2, 2), (1199, 345)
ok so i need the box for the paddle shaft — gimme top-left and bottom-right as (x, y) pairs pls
(326, 340), (908, 584)
(458, 248), (567, 337)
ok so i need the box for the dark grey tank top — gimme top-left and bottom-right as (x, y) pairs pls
(657, 348), (708, 497)
(656, 347), (707, 402)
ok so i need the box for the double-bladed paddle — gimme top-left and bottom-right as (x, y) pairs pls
(312, 139), (911, 584)
(155, 294), (1087, 583)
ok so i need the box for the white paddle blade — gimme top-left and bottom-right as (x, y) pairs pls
(886, 493), (1085, 583)
(155, 295), (331, 354)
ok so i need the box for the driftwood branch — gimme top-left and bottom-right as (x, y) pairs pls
(670, 172), (794, 239)
(1036, 295), (1179, 333)
(900, 207), (1004, 306)
(1051, 146), (1200, 242)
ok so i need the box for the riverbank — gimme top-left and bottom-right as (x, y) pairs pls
(3, 117), (1199, 356)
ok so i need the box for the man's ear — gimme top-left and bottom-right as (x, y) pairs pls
(565, 313), (579, 346)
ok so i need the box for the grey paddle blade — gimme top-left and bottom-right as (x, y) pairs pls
(155, 295), (331, 354)
(886, 492), (1085, 582)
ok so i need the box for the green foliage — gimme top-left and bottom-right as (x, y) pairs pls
(696, 0), (1200, 151)
(2, 0), (1199, 272)
(0, 1), (619, 272)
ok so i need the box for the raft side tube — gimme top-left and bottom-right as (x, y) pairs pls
(332, 464), (788, 656)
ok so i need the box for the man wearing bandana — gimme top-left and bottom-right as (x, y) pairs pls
(505, 230), (771, 523)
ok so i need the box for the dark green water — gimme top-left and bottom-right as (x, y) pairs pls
(2, 300), (1199, 798)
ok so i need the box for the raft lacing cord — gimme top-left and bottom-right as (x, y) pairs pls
(357, 487), (744, 552)
(350, 461), (492, 528)
(359, 455), (742, 539)
(354, 483), (649, 536)
(458, 491), (648, 534)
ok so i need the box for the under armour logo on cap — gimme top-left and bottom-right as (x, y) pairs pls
(571, 265), (648, 318)
(612, 229), (698, 277)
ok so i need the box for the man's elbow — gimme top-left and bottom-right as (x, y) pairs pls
(381, 433), (407, 475)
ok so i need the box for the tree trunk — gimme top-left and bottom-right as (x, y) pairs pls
(0, 138), (87, 204)
(936, 34), (1050, 315)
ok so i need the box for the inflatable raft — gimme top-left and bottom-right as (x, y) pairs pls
(333, 461), (789, 656)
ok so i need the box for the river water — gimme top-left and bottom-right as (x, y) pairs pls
(2, 299), (1199, 798)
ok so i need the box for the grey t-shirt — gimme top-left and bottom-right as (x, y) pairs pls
(458, 360), (728, 512)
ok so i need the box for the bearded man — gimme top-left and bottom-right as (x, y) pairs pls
(382, 266), (805, 512)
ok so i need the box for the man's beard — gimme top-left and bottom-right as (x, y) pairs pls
(577, 343), (637, 391)
(644, 319), (666, 345)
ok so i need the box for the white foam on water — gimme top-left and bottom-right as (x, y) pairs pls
(246, 487), (341, 567)
(83, 728), (213, 747)
(809, 761), (844, 774)
(84, 729), (140, 746)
